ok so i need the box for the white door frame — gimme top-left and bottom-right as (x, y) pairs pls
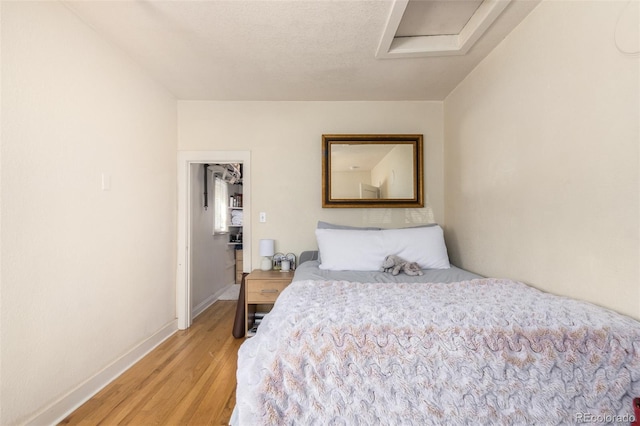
(177, 150), (251, 329)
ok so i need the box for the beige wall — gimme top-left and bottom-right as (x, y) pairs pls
(444, 0), (639, 319)
(1, 2), (177, 424)
(331, 170), (373, 198)
(178, 101), (443, 268)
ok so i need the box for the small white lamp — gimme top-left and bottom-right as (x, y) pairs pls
(259, 239), (275, 271)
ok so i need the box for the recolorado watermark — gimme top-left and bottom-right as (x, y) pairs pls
(575, 412), (636, 423)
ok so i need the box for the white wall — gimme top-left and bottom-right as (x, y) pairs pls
(372, 144), (414, 198)
(331, 170), (372, 198)
(444, 0), (639, 319)
(178, 101), (443, 268)
(1, 2), (178, 424)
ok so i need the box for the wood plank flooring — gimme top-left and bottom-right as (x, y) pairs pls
(60, 300), (243, 426)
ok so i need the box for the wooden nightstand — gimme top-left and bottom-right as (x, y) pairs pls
(245, 269), (294, 337)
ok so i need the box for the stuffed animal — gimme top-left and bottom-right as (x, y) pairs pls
(380, 255), (424, 276)
(401, 261), (424, 276)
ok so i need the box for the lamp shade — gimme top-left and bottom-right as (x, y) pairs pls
(259, 239), (275, 257)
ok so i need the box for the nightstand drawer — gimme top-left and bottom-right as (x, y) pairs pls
(246, 281), (289, 303)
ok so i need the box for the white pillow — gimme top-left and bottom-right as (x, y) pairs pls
(383, 226), (450, 269)
(315, 226), (450, 271)
(315, 229), (386, 271)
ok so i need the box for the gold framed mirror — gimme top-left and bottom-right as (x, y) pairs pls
(322, 134), (424, 208)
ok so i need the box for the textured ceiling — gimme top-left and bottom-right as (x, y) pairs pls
(63, 0), (540, 101)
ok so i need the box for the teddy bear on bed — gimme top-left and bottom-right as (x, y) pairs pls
(380, 255), (424, 276)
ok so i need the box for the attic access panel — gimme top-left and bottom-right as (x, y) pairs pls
(376, 0), (512, 58)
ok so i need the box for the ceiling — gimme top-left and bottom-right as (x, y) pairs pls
(331, 143), (397, 172)
(62, 0), (540, 101)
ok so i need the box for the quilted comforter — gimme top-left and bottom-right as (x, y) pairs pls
(236, 279), (640, 425)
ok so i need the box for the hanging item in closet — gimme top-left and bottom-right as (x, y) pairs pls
(209, 163), (242, 184)
(203, 164), (209, 210)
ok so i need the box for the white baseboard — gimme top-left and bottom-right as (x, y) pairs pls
(192, 293), (219, 318)
(192, 283), (237, 319)
(25, 319), (178, 426)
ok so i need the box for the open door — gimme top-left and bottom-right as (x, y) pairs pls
(177, 151), (251, 329)
(359, 183), (380, 199)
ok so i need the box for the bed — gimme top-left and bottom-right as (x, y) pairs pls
(234, 224), (640, 425)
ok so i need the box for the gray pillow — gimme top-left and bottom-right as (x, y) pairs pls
(317, 221), (437, 230)
(316, 221), (381, 231)
(403, 223), (439, 229)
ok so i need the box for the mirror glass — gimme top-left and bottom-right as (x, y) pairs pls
(322, 134), (423, 208)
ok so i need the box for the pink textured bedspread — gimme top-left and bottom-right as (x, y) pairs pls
(236, 279), (640, 425)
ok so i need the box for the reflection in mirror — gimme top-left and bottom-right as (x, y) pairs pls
(331, 144), (414, 199)
(322, 135), (423, 208)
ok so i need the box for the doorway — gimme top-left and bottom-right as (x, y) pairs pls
(177, 151), (251, 329)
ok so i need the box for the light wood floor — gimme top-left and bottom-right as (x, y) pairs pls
(60, 300), (243, 426)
